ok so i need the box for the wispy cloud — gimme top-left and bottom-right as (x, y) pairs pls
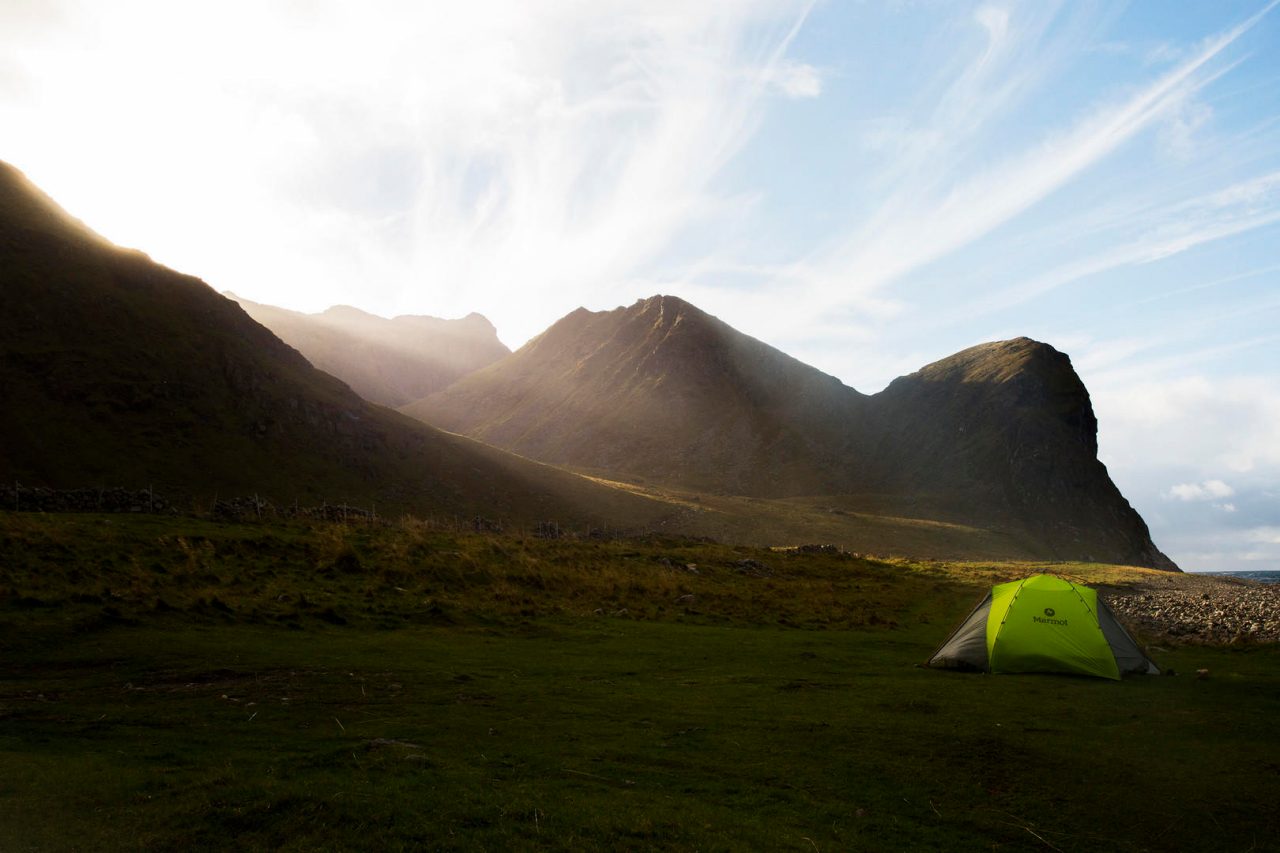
(807, 1), (1279, 309)
(0, 0), (817, 343)
(940, 170), (1280, 327)
(1123, 261), (1280, 307)
(1090, 332), (1280, 387)
(762, 60), (823, 98)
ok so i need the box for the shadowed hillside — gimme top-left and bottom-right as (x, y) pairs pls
(227, 295), (509, 407)
(406, 297), (1176, 569)
(0, 160), (672, 527)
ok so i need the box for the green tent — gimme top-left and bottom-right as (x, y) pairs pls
(928, 574), (1158, 679)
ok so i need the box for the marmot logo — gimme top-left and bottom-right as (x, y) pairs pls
(1044, 607), (1056, 617)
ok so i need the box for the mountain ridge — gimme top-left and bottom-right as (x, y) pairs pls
(405, 294), (870, 496)
(1, 159), (1175, 568)
(406, 296), (1177, 570)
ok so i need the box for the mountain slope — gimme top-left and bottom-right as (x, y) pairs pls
(406, 298), (1176, 569)
(405, 295), (870, 495)
(0, 160), (670, 527)
(227, 295), (509, 407)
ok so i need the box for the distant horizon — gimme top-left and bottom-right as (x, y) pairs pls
(3, 1), (1278, 572)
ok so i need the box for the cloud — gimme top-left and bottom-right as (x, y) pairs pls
(1168, 479), (1235, 501)
(1250, 527), (1280, 544)
(1089, 367), (1280, 572)
(763, 60), (822, 98)
(1124, 261), (1280, 308)
(883, 9), (1264, 272)
(764, 1), (1278, 330)
(975, 5), (1010, 45)
(1145, 41), (1187, 66)
(0, 0), (817, 344)
(2, 1), (1276, 574)
(1158, 96), (1214, 160)
(934, 170), (1280, 329)
(1096, 375), (1280, 474)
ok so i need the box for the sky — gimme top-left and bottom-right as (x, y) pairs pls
(2, 0), (1278, 572)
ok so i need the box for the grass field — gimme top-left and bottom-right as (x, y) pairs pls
(3, 513), (1278, 851)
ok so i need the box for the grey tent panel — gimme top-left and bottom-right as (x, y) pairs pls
(1097, 599), (1160, 675)
(928, 592), (992, 670)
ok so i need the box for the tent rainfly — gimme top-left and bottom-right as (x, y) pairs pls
(928, 574), (1158, 680)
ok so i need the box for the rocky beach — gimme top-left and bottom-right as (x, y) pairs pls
(1103, 572), (1280, 645)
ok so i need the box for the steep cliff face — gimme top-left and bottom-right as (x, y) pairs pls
(405, 295), (869, 495)
(229, 295), (510, 407)
(0, 160), (670, 528)
(870, 339), (1177, 569)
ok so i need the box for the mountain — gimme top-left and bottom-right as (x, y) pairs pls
(406, 296), (1176, 569)
(404, 295), (871, 495)
(866, 338), (1176, 570)
(0, 159), (1174, 568)
(226, 295), (509, 407)
(0, 159), (670, 527)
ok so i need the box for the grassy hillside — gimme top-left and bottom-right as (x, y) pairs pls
(2, 513), (1274, 851)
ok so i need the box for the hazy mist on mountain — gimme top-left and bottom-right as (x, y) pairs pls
(227, 295), (510, 407)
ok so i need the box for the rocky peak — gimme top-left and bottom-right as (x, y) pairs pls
(884, 337), (1097, 455)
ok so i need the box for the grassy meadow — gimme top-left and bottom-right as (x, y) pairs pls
(2, 513), (1278, 851)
